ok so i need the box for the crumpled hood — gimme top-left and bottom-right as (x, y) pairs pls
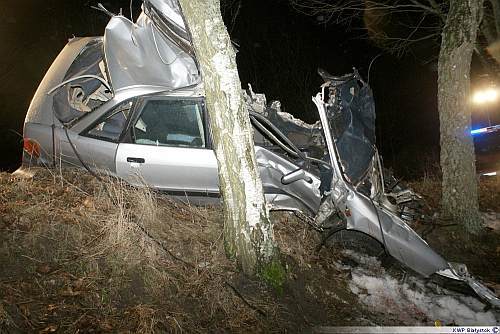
(103, 0), (199, 92)
(143, 0), (190, 42)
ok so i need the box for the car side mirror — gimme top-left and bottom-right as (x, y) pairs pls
(281, 169), (313, 185)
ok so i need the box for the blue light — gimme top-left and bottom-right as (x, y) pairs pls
(471, 124), (500, 135)
(471, 128), (488, 135)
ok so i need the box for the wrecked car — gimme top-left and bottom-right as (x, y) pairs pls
(17, 0), (500, 308)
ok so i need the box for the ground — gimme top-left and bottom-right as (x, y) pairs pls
(0, 168), (499, 333)
(409, 175), (500, 286)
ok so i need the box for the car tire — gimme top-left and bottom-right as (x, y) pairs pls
(322, 229), (384, 258)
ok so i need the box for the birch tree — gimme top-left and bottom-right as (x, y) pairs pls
(178, 0), (280, 275)
(290, 0), (485, 234)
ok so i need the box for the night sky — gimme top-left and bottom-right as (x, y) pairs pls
(0, 0), (465, 177)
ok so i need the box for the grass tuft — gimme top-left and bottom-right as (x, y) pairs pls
(260, 259), (287, 295)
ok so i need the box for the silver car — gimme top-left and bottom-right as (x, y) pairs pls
(20, 35), (321, 214)
(17, 0), (499, 307)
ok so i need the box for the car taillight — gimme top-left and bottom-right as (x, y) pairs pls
(23, 138), (40, 158)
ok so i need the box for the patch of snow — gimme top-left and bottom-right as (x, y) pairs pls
(339, 250), (500, 325)
(342, 250), (383, 269)
(482, 211), (500, 233)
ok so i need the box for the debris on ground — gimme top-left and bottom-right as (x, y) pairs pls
(1, 168), (499, 332)
(339, 250), (499, 326)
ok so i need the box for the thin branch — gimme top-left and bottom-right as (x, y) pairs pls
(289, 0), (445, 57)
(224, 281), (267, 316)
(410, 0), (445, 21)
(489, 0), (500, 36)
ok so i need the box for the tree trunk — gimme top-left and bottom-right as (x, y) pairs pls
(438, 0), (483, 234)
(178, 0), (279, 274)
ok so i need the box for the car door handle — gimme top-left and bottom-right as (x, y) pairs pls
(127, 157), (145, 163)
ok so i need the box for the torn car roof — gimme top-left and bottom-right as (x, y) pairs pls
(104, 0), (199, 92)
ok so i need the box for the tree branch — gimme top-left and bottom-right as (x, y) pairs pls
(489, 0), (500, 36)
(409, 0), (445, 21)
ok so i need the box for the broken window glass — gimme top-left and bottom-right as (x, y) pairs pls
(86, 100), (133, 142)
(133, 99), (206, 148)
(53, 38), (112, 124)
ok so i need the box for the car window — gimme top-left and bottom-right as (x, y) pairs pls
(86, 100), (133, 142)
(134, 99), (206, 148)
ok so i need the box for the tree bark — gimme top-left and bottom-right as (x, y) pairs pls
(178, 0), (279, 274)
(438, 0), (483, 234)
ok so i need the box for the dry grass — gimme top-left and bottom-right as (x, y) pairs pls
(406, 174), (500, 285)
(407, 174), (500, 212)
(0, 302), (14, 329)
(478, 176), (500, 212)
(0, 167), (377, 333)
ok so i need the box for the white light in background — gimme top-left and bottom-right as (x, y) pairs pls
(472, 88), (498, 104)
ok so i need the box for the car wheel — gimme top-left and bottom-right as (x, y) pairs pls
(323, 229), (385, 258)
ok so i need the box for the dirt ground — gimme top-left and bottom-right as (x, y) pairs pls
(0, 169), (499, 333)
(408, 175), (500, 290)
(0, 168), (383, 333)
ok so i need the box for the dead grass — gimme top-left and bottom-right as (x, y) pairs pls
(478, 176), (500, 212)
(407, 174), (500, 285)
(2, 166), (498, 332)
(0, 302), (14, 329)
(407, 174), (500, 213)
(0, 167), (377, 333)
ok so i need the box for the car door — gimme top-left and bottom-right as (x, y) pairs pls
(115, 97), (219, 195)
(55, 99), (134, 172)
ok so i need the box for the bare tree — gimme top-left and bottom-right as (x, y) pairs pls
(289, 0), (485, 233)
(178, 0), (280, 275)
(290, 0), (446, 56)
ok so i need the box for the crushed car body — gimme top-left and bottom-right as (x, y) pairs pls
(310, 71), (500, 308)
(17, 0), (499, 308)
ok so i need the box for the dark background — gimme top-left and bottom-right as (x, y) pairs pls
(0, 0), (485, 178)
